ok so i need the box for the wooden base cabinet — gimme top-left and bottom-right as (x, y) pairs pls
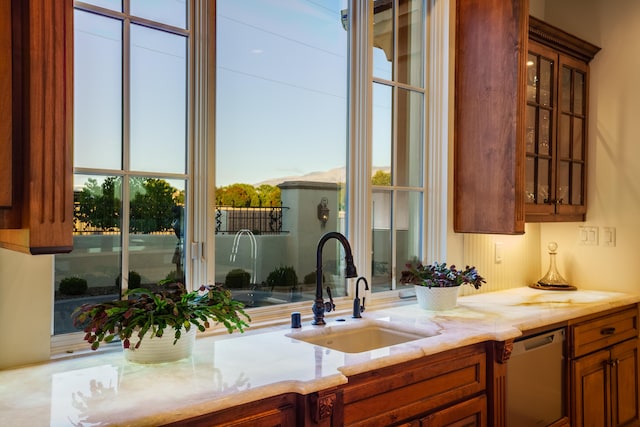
(417, 395), (486, 427)
(340, 343), (487, 426)
(161, 394), (298, 427)
(569, 305), (640, 427)
(160, 344), (490, 427)
(572, 339), (640, 427)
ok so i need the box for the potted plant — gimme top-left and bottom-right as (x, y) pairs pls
(72, 282), (250, 363)
(400, 261), (485, 310)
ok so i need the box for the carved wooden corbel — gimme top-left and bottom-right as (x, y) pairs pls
(310, 391), (336, 423)
(496, 339), (514, 364)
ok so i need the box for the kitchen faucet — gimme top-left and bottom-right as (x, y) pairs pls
(313, 231), (358, 325)
(352, 276), (369, 318)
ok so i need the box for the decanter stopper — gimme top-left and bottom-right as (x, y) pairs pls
(531, 242), (577, 290)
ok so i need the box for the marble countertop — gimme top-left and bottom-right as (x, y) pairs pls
(1, 287), (638, 426)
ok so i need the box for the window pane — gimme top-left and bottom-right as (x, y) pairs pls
(130, 24), (186, 174)
(54, 175), (123, 335)
(395, 190), (422, 284)
(573, 117), (583, 160)
(540, 58), (553, 108)
(559, 114), (570, 158)
(574, 71), (584, 115)
(373, 0), (392, 80)
(373, 82), (392, 185)
(526, 105), (535, 152)
(526, 53), (537, 103)
(215, 0), (349, 307)
(372, 190), (392, 291)
(571, 163), (583, 205)
(525, 156), (535, 203)
(537, 158), (550, 204)
(131, 0), (187, 29)
(74, 10), (122, 169)
(396, 88), (423, 186)
(539, 108), (550, 156)
(129, 178), (186, 286)
(561, 66), (571, 112)
(82, 0), (121, 12)
(558, 161), (569, 204)
(397, 0), (424, 87)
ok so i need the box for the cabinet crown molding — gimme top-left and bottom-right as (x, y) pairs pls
(529, 16), (601, 63)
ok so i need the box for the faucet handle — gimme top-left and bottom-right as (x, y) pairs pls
(325, 286), (335, 312)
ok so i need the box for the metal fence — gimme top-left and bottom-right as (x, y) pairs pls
(215, 205), (287, 234)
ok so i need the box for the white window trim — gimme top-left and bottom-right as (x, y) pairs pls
(206, 0), (450, 327)
(53, 0), (451, 353)
(425, 0), (449, 264)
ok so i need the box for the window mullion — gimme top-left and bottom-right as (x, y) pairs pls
(348, 0), (373, 294)
(120, 14), (131, 294)
(425, 0), (448, 263)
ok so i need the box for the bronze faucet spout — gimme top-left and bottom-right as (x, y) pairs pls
(313, 232), (358, 325)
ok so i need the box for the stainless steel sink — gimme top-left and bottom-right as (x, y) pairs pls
(287, 321), (439, 353)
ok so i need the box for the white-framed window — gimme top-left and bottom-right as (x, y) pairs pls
(53, 0), (449, 346)
(53, 0), (192, 339)
(213, 0), (447, 305)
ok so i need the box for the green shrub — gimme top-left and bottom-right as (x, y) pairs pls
(59, 276), (88, 296)
(225, 269), (251, 289)
(115, 271), (142, 289)
(303, 271), (325, 285)
(267, 266), (298, 289)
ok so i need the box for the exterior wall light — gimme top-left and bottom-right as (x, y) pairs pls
(317, 197), (330, 226)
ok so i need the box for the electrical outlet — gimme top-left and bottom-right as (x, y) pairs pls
(578, 226), (599, 246)
(602, 227), (616, 247)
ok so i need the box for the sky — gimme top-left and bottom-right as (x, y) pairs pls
(73, 0), (392, 188)
(215, 0), (350, 186)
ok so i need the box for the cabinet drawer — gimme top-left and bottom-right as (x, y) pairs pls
(571, 305), (639, 358)
(342, 344), (486, 426)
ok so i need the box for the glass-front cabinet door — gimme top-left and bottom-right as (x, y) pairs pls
(525, 17), (599, 222)
(525, 41), (557, 217)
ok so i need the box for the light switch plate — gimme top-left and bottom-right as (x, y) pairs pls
(602, 227), (616, 247)
(578, 226), (599, 246)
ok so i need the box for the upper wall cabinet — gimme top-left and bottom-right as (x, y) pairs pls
(525, 17), (600, 222)
(454, 0), (528, 234)
(0, 0), (74, 254)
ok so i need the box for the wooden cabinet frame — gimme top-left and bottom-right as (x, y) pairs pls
(454, 0), (528, 234)
(525, 16), (600, 222)
(0, 0), (74, 254)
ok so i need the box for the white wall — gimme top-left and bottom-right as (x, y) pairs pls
(0, 249), (53, 369)
(533, 0), (640, 294)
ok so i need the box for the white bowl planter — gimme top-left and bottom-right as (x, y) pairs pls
(123, 327), (197, 364)
(414, 285), (460, 310)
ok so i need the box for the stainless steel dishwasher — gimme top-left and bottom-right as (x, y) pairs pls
(506, 328), (565, 426)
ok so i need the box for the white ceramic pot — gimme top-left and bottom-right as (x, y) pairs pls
(414, 285), (459, 310)
(123, 327), (197, 364)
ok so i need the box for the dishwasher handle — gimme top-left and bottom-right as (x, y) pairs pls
(513, 329), (565, 356)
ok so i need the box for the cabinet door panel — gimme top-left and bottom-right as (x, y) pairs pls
(572, 349), (610, 427)
(611, 339), (640, 426)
